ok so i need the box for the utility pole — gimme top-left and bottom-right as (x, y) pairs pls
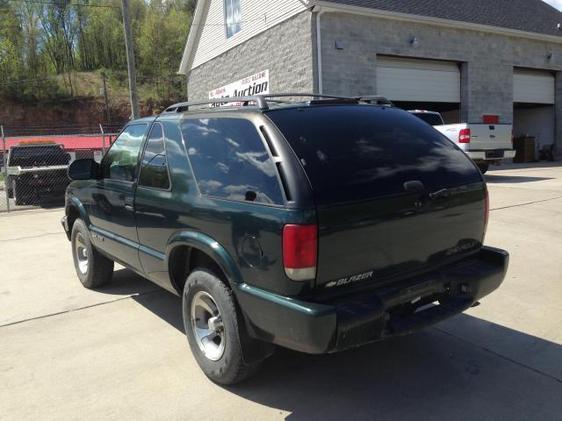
(101, 71), (111, 124)
(121, 0), (140, 119)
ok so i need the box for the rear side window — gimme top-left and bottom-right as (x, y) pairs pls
(138, 123), (170, 190)
(268, 105), (480, 205)
(182, 118), (284, 205)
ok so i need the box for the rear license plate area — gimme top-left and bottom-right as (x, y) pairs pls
(486, 150), (504, 159)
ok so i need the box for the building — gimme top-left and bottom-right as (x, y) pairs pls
(179, 0), (562, 154)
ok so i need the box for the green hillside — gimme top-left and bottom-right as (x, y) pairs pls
(0, 0), (195, 109)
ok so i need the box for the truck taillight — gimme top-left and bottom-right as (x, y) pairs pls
(459, 128), (471, 144)
(283, 224), (317, 281)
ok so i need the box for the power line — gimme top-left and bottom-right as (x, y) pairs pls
(0, 74), (183, 87)
(4, 0), (291, 24)
(0, 78), (53, 87)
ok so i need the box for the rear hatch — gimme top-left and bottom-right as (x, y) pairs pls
(268, 105), (487, 292)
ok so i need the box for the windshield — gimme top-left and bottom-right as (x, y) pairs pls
(268, 105), (480, 205)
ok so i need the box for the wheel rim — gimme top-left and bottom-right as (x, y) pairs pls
(190, 291), (225, 361)
(75, 234), (89, 275)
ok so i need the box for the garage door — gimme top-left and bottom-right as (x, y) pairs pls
(513, 69), (555, 104)
(377, 57), (461, 103)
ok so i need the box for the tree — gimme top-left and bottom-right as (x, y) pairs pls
(0, 0), (193, 104)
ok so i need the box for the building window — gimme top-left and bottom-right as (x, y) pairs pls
(224, 0), (241, 38)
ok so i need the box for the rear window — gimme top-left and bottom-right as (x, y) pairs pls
(411, 112), (444, 126)
(181, 118), (284, 205)
(267, 105), (480, 205)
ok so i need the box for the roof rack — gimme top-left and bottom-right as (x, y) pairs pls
(163, 93), (392, 113)
(163, 96), (269, 113)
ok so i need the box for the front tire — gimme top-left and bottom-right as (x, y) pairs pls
(182, 269), (260, 385)
(71, 219), (114, 289)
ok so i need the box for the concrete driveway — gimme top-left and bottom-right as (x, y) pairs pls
(1, 164), (561, 420)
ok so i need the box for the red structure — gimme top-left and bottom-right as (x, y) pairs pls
(2, 134), (117, 153)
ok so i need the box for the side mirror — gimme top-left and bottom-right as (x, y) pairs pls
(68, 159), (100, 181)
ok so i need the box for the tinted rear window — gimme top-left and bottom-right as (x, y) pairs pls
(411, 112), (444, 126)
(268, 105), (480, 205)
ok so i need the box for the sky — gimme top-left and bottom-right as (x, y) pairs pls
(543, 0), (562, 10)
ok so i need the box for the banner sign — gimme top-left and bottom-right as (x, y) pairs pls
(208, 70), (270, 106)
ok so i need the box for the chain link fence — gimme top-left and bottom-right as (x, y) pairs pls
(1, 124), (123, 213)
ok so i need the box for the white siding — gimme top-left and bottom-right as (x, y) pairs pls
(513, 69), (555, 104)
(377, 57), (461, 103)
(191, 0), (309, 70)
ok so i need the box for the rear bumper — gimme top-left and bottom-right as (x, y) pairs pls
(13, 175), (68, 195)
(235, 246), (509, 354)
(467, 149), (516, 161)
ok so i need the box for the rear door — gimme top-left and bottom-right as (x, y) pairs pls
(268, 105), (486, 290)
(88, 123), (148, 270)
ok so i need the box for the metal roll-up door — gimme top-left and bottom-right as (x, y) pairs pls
(514, 69), (555, 104)
(377, 57), (461, 103)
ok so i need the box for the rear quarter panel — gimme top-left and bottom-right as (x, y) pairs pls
(151, 114), (317, 297)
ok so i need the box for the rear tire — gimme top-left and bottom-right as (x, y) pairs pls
(182, 269), (261, 385)
(477, 163), (489, 174)
(71, 219), (114, 289)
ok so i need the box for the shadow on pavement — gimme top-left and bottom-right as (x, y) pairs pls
(95, 268), (160, 297)
(123, 274), (562, 420)
(485, 174), (554, 183)
(490, 161), (561, 171)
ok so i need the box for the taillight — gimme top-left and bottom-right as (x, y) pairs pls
(484, 188), (490, 236)
(283, 224), (317, 281)
(459, 128), (471, 144)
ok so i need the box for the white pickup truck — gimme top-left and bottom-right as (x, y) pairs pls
(409, 110), (516, 173)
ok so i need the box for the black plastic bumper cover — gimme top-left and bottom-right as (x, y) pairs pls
(235, 246), (509, 354)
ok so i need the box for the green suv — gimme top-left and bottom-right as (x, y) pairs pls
(62, 94), (509, 384)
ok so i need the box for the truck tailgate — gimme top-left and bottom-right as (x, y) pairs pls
(468, 124), (512, 151)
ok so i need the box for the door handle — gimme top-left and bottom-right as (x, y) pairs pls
(125, 204), (135, 212)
